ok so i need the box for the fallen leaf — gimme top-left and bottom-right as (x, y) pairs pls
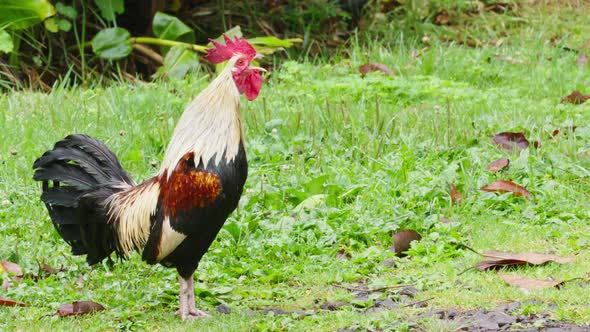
(336, 248), (351, 260)
(450, 184), (463, 205)
(561, 90), (590, 104)
(1, 261), (24, 290)
(498, 274), (563, 290)
(481, 180), (531, 199)
(483, 251), (575, 264)
(57, 301), (105, 317)
(434, 9), (450, 25)
(487, 158), (510, 173)
(578, 55), (588, 68)
(391, 230), (422, 257)
(37, 263), (68, 278)
(0, 297), (26, 307)
(473, 250), (575, 271)
(40, 263), (58, 275)
(0, 261), (23, 276)
(492, 132), (530, 153)
(320, 301), (349, 311)
(550, 126), (577, 139)
(359, 63), (395, 77)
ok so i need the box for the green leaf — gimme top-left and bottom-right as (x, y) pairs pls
(0, 0), (56, 30)
(91, 27), (132, 60)
(152, 12), (194, 43)
(57, 18), (71, 32)
(55, 2), (76, 19)
(248, 37), (302, 55)
(158, 44), (198, 79)
(94, 0), (124, 22)
(43, 17), (58, 32)
(0, 29), (13, 53)
(248, 36), (302, 48)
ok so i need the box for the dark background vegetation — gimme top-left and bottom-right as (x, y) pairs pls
(0, 0), (519, 90)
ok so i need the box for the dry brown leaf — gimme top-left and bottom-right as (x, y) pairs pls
(481, 180), (531, 199)
(561, 90), (590, 104)
(1, 260), (24, 290)
(474, 258), (524, 271)
(0, 297), (26, 307)
(550, 126), (577, 140)
(0, 261), (23, 276)
(473, 250), (575, 271)
(359, 63), (395, 78)
(391, 230), (421, 257)
(492, 132), (530, 153)
(336, 248), (351, 260)
(434, 9), (450, 25)
(498, 274), (563, 290)
(57, 301), (105, 317)
(450, 184), (463, 205)
(487, 158), (510, 173)
(483, 250), (575, 265)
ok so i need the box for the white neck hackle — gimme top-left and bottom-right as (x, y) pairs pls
(159, 56), (244, 176)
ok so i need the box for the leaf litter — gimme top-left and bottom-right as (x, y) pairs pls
(492, 132), (530, 153)
(1, 260), (23, 290)
(486, 158), (509, 173)
(561, 90), (590, 104)
(391, 229), (422, 257)
(358, 63), (395, 77)
(0, 297), (26, 307)
(498, 274), (564, 290)
(57, 301), (106, 317)
(480, 180), (531, 199)
(464, 247), (575, 271)
(450, 184), (462, 205)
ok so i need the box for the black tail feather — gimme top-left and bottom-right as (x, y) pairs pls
(53, 134), (134, 184)
(33, 134), (134, 265)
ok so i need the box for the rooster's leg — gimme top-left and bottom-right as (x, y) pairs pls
(177, 275), (210, 320)
(186, 275), (211, 317)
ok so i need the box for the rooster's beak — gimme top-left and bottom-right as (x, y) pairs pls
(250, 66), (267, 73)
(254, 53), (264, 59)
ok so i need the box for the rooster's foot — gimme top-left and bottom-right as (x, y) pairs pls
(176, 308), (211, 320)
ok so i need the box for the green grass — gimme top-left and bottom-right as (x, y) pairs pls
(2, 3), (590, 331)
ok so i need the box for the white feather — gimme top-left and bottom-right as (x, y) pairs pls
(159, 56), (243, 177)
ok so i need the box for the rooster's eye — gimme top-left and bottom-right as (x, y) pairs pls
(236, 59), (245, 66)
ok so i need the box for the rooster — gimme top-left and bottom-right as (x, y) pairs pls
(32, 36), (265, 319)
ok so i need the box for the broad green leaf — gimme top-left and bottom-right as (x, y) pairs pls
(152, 12), (194, 43)
(94, 0), (124, 22)
(293, 194), (327, 213)
(43, 17), (58, 32)
(57, 18), (71, 31)
(0, 29), (13, 53)
(91, 27), (132, 60)
(159, 45), (198, 79)
(55, 2), (76, 19)
(0, 0), (56, 30)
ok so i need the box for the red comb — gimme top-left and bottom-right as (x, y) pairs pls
(204, 34), (257, 64)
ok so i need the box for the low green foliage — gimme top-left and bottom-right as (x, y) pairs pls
(1, 2), (590, 331)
